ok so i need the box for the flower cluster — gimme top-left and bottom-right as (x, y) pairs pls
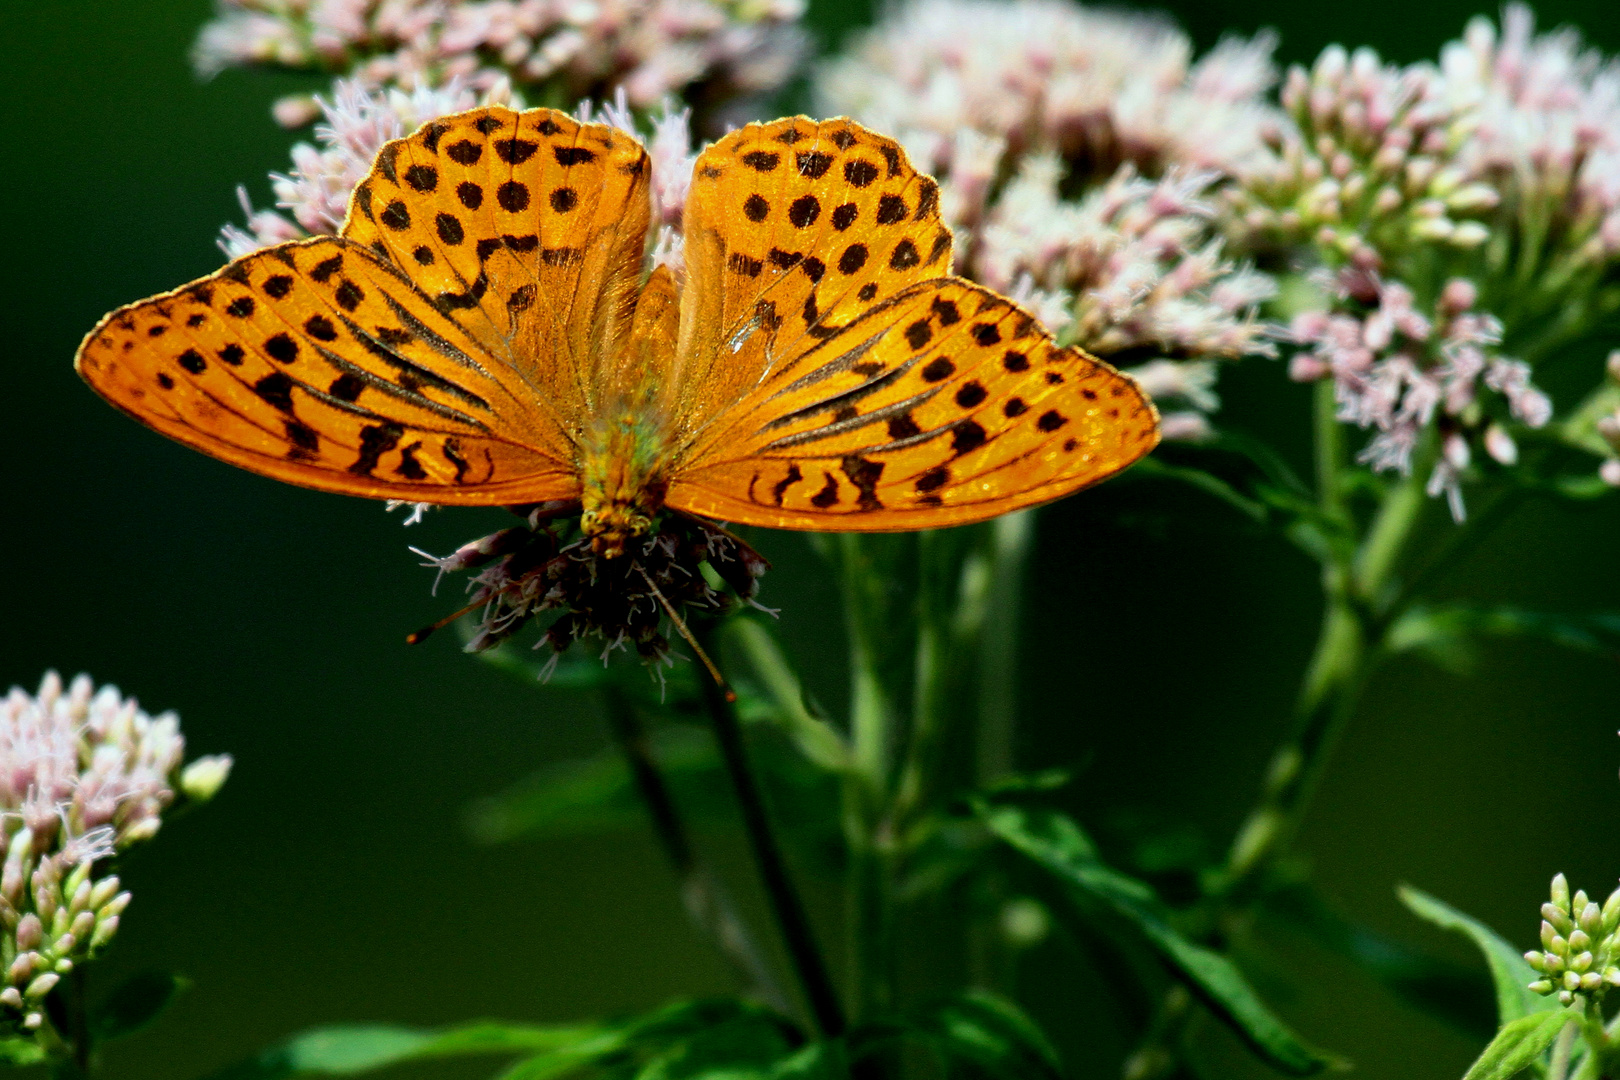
(0, 673), (231, 1035)
(1525, 873), (1620, 1006)
(1443, 7), (1620, 293)
(194, 0), (806, 129)
(817, 0), (1282, 440)
(1221, 5), (1620, 508)
(221, 78), (484, 256)
(412, 508), (767, 668)
(976, 159), (1278, 440)
(817, 0), (1281, 184)
(1289, 269), (1549, 519)
(1221, 44), (1499, 263)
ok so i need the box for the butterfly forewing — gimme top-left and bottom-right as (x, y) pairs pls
(343, 106), (651, 422)
(665, 280), (1159, 529)
(75, 236), (577, 504)
(672, 117), (953, 444)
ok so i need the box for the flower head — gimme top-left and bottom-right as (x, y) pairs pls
(1526, 872), (1620, 1006)
(817, 0), (1282, 440)
(195, 0), (806, 128)
(0, 673), (229, 1035)
(818, 0), (1281, 185)
(412, 508), (767, 669)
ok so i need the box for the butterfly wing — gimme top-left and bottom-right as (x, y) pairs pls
(342, 105), (651, 423)
(75, 237), (577, 504)
(667, 117), (954, 443)
(664, 117), (1157, 529)
(665, 279), (1159, 530)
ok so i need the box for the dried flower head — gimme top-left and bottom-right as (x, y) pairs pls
(412, 508), (766, 669)
(1526, 872), (1620, 1006)
(0, 673), (230, 1035)
(195, 0), (807, 129)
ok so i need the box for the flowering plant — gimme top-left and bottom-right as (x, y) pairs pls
(35, 0), (1620, 1078)
(0, 674), (230, 1074)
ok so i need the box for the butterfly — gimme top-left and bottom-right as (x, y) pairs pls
(76, 107), (1158, 558)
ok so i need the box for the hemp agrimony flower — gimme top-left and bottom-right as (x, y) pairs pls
(817, 0), (1281, 441)
(0, 673), (231, 1037)
(194, 0), (807, 129)
(1525, 872), (1620, 1006)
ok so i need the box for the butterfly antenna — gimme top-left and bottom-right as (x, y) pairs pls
(637, 565), (736, 703)
(405, 593), (493, 644)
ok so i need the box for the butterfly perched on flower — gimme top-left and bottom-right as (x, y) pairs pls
(76, 107), (1158, 557)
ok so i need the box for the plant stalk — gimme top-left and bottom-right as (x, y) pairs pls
(600, 687), (790, 1014)
(696, 644), (847, 1038)
(836, 533), (901, 1022)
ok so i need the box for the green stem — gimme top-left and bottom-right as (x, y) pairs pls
(1551, 1019), (1578, 1080)
(37, 1007), (86, 1080)
(696, 640), (846, 1038)
(836, 534), (900, 1022)
(976, 512), (1035, 785)
(601, 687), (790, 1014)
(1221, 398), (1431, 898)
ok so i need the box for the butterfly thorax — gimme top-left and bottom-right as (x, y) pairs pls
(578, 265), (684, 560)
(578, 405), (670, 560)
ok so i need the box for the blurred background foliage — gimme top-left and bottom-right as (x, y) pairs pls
(4, 0), (1620, 1076)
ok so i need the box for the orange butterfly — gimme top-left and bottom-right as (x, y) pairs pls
(76, 107), (1158, 557)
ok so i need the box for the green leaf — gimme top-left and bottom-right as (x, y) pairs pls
(201, 1020), (609, 1079)
(1461, 1008), (1575, 1080)
(1265, 884), (1494, 1039)
(0, 1037), (45, 1065)
(725, 619), (849, 772)
(91, 970), (191, 1042)
(627, 1010), (797, 1080)
(472, 638), (703, 710)
(467, 726), (718, 842)
(976, 801), (1332, 1077)
(1388, 604), (1620, 673)
(904, 991), (1063, 1080)
(1397, 885), (1557, 1026)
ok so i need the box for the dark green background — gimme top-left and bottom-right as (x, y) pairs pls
(4, 0), (1620, 1075)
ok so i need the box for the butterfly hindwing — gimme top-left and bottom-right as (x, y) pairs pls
(671, 117), (953, 444)
(343, 105), (652, 422)
(665, 280), (1159, 529)
(75, 237), (577, 504)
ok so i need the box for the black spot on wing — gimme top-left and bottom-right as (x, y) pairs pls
(840, 455), (884, 510)
(349, 422), (404, 476)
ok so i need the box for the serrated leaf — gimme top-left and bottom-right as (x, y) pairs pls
(1461, 1008), (1575, 1080)
(91, 969), (191, 1042)
(201, 1020), (610, 1079)
(976, 801), (1332, 1077)
(1398, 885), (1556, 1026)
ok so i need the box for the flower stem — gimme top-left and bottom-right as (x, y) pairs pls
(600, 686), (790, 1014)
(695, 640), (847, 1038)
(1220, 387), (1430, 898)
(836, 534), (900, 1022)
(976, 512), (1035, 784)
